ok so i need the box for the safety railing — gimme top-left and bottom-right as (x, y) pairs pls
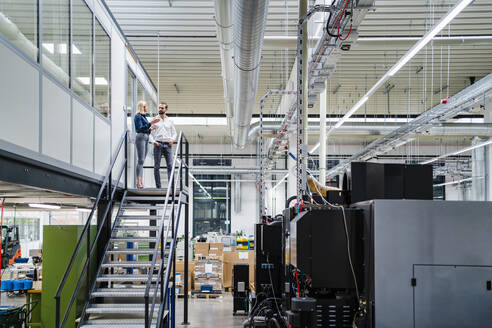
(144, 131), (190, 328)
(54, 131), (129, 328)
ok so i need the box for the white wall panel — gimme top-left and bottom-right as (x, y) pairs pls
(72, 100), (94, 172)
(42, 76), (71, 163)
(94, 116), (110, 175)
(111, 32), (127, 180)
(0, 42), (39, 151)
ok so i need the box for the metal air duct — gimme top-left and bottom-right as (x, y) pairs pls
(232, 0), (270, 148)
(214, 0), (234, 132)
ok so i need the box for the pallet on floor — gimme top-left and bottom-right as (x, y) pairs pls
(191, 289), (222, 299)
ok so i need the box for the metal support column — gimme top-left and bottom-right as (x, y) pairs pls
(296, 4), (334, 199)
(320, 85), (327, 185)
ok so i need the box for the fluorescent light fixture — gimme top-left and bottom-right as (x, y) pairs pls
(75, 208), (91, 213)
(77, 77), (90, 85)
(58, 44), (82, 55)
(77, 77), (108, 86)
(312, 0), (474, 154)
(42, 43), (54, 54)
(388, 0), (474, 77)
(95, 77), (108, 85)
(359, 35), (492, 42)
(421, 138), (492, 164)
(72, 44), (82, 54)
(29, 203), (61, 210)
(434, 177), (473, 187)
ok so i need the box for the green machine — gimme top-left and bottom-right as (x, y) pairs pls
(41, 226), (97, 328)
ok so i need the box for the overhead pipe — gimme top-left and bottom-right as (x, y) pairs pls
(232, 0), (270, 148)
(214, 0), (234, 133)
(247, 122), (492, 143)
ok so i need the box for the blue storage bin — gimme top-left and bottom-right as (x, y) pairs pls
(12, 280), (24, 291)
(23, 280), (33, 290)
(1, 281), (13, 291)
(200, 285), (213, 292)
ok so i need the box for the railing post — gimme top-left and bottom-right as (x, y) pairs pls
(145, 296), (149, 328)
(182, 140), (190, 325)
(160, 223), (164, 304)
(87, 221), (91, 307)
(124, 132), (128, 190)
(171, 171), (176, 328)
(55, 296), (60, 328)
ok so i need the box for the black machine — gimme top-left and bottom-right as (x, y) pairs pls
(245, 162), (434, 328)
(233, 263), (250, 314)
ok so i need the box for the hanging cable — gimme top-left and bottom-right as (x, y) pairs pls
(338, 0), (353, 41)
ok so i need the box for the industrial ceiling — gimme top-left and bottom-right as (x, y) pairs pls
(106, 0), (492, 144)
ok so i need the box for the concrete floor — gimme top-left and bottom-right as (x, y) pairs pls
(175, 293), (245, 328)
(0, 291), (245, 327)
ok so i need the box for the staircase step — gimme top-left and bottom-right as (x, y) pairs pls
(106, 249), (158, 255)
(81, 324), (155, 328)
(118, 216), (166, 220)
(111, 237), (157, 243)
(85, 303), (150, 314)
(101, 261), (161, 268)
(81, 317), (165, 327)
(97, 274), (159, 282)
(91, 288), (162, 298)
(114, 226), (165, 231)
(123, 205), (166, 210)
(126, 196), (169, 202)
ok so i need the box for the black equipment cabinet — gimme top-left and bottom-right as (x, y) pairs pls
(233, 263), (250, 314)
(255, 222), (284, 301)
(286, 207), (365, 328)
(350, 162), (433, 204)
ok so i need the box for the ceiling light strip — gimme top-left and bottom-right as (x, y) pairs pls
(310, 0), (475, 154)
(421, 139), (492, 165)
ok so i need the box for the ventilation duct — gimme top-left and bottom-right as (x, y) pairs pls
(214, 0), (234, 133)
(232, 0), (270, 148)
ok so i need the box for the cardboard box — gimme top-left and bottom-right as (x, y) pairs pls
(194, 242), (209, 259)
(208, 243), (224, 259)
(174, 261), (195, 295)
(222, 250), (255, 289)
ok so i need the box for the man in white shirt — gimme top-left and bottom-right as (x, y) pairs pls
(149, 102), (177, 188)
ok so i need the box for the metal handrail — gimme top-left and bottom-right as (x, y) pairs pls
(143, 132), (185, 327)
(54, 131), (129, 328)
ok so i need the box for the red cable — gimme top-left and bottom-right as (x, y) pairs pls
(338, 0), (353, 41)
(295, 267), (300, 298)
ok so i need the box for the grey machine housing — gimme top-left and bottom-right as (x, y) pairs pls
(356, 199), (492, 328)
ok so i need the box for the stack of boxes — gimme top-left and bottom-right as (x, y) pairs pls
(175, 261), (194, 296)
(222, 249), (255, 291)
(193, 242), (224, 293)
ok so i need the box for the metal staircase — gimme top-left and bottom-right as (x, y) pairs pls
(54, 132), (190, 328)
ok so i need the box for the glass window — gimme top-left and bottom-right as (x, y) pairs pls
(72, 0), (92, 104)
(94, 19), (110, 117)
(3, 217), (40, 242)
(193, 174), (231, 237)
(42, 0), (69, 86)
(0, 0), (38, 60)
(127, 69), (135, 119)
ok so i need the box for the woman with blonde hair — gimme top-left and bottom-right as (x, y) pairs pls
(134, 100), (160, 188)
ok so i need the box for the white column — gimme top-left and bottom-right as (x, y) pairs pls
(484, 98), (492, 200)
(319, 85), (327, 185)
